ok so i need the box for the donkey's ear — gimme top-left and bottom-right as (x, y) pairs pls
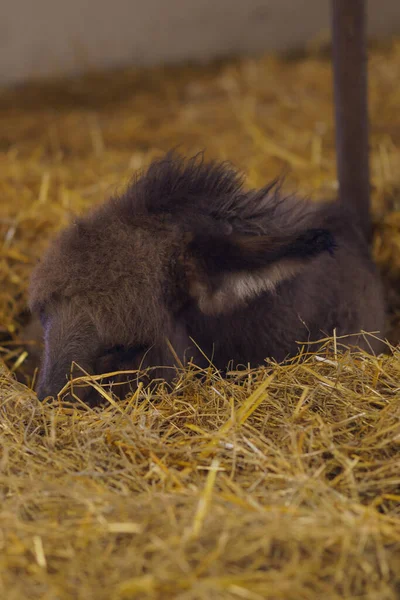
(184, 228), (336, 315)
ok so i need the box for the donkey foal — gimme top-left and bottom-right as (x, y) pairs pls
(29, 153), (386, 403)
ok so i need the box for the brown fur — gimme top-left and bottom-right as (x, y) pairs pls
(28, 152), (386, 403)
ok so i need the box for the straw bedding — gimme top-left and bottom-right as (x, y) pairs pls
(0, 39), (400, 599)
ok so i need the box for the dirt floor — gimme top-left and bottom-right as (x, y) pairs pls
(0, 39), (400, 599)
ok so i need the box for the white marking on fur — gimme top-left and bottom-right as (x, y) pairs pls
(195, 260), (304, 316)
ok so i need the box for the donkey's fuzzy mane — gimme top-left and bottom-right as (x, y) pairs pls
(115, 152), (296, 232)
(111, 151), (350, 239)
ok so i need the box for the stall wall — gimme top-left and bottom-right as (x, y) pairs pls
(1, 0), (400, 85)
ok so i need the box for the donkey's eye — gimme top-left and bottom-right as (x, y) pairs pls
(103, 345), (126, 356)
(102, 344), (147, 359)
(96, 344), (148, 374)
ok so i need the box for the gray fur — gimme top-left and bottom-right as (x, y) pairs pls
(28, 152), (386, 403)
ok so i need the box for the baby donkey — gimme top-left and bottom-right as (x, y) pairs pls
(29, 153), (386, 403)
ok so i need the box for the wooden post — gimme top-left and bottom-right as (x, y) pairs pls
(331, 0), (371, 240)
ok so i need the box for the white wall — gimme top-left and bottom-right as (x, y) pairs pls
(1, 0), (400, 85)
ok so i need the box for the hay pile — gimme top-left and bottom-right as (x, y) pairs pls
(1, 38), (400, 599)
